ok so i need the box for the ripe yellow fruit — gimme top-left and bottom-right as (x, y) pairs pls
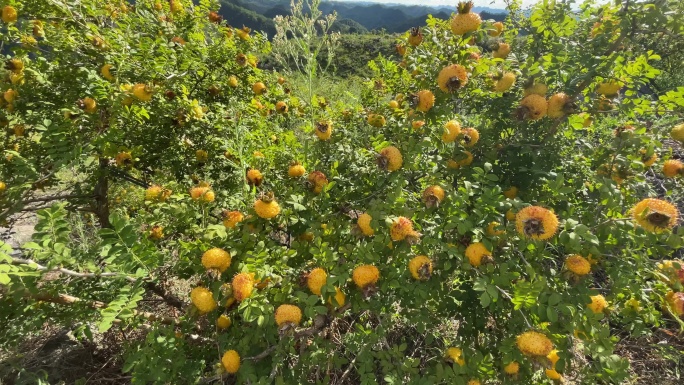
(328, 287), (346, 307)
(666, 291), (684, 316)
(467, 380), (480, 385)
(640, 149), (658, 167)
(2, 6), (18, 23)
(632, 198), (678, 233)
(515, 206), (558, 241)
(254, 193), (281, 219)
(494, 72), (516, 92)
(202, 248), (231, 273)
(357, 213), (375, 236)
(352, 265), (380, 288)
(190, 287), (217, 314)
(388, 100), (399, 109)
(6, 58), (23, 73)
(465, 242), (492, 267)
(145, 185), (169, 201)
(275, 304), (302, 326)
(223, 211), (244, 229)
(13, 125), (25, 137)
(228, 76), (239, 88)
(412, 120), (425, 130)
(307, 171), (328, 194)
(547, 93), (573, 118)
(489, 21), (504, 37)
(451, 2), (481, 35)
(445, 347), (465, 366)
(149, 225), (164, 240)
(516, 331), (553, 356)
(545, 369), (562, 381)
(252, 82), (266, 95)
(670, 123), (684, 142)
(437, 64), (469, 93)
(390, 216), (419, 241)
(587, 294), (608, 314)
(524, 82), (548, 96)
(596, 80), (622, 97)
(221, 350), (240, 374)
(307, 268), (327, 295)
(0, 181), (6, 194)
(378, 146), (403, 172)
(663, 159), (683, 178)
(547, 349), (560, 366)
(115, 152), (133, 167)
(288, 163), (306, 178)
(4, 89), (18, 104)
(367, 114), (386, 128)
(565, 255), (591, 276)
(503, 186), (518, 199)
(101, 64), (115, 81)
(32, 20), (45, 38)
(315, 120), (332, 140)
(217, 314), (232, 329)
(519, 94), (548, 120)
(448, 151), (473, 169)
(486, 222), (505, 236)
(408, 27), (423, 46)
(132, 83), (153, 102)
(232, 273), (254, 301)
(503, 361), (519, 375)
(246, 169), (264, 186)
(422, 185), (445, 208)
(460, 127), (480, 147)
(414, 90), (435, 112)
(442, 120), (461, 143)
(190, 186), (215, 203)
(657, 260), (684, 286)
(492, 43), (511, 59)
(408, 255), (432, 280)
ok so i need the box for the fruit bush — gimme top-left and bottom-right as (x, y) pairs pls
(1, 0), (684, 384)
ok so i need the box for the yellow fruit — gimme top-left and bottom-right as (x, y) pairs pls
(254, 193), (281, 219)
(546, 369), (562, 381)
(465, 242), (491, 267)
(640, 149), (658, 167)
(307, 268), (327, 295)
(519, 94), (548, 120)
(228, 76), (239, 88)
(422, 185), (445, 208)
(451, 2), (481, 35)
(145, 185), (168, 201)
(516, 331), (553, 356)
(663, 159), (683, 178)
(169, 0), (184, 14)
(396, 44), (407, 56)
(190, 287), (217, 314)
(414, 90), (435, 112)
(547, 93), (573, 118)
(442, 120), (462, 143)
(587, 294), (608, 314)
(494, 72), (516, 92)
(486, 222), (505, 236)
(596, 80), (622, 97)
(515, 206), (558, 241)
(149, 225), (164, 240)
(524, 82), (548, 96)
(367, 114), (386, 128)
(489, 21), (504, 37)
(632, 198), (678, 233)
(547, 349), (560, 366)
(115, 152), (133, 167)
(408, 27), (423, 46)
(503, 361), (519, 375)
(221, 350), (240, 374)
(503, 186), (518, 199)
(408, 255), (432, 280)
(217, 314), (232, 329)
(202, 248), (231, 273)
(448, 151), (473, 169)
(357, 213), (375, 236)
(412, 120), (425, 130)
(4, 89), (18, 104)
(132, 83), (153, 101)
(378, 146), (403, 172)
(657, 260), (684, 286)
(237, 27), (251, 41)
(459, 127), (479, 147)
(6, 58), (23, 73)
(328, 287), (346, 307)
(666, 291), (684, 316)
(0, 181), (6, 194)
(13, 125), (25, 137)
(190, 186), (215, 203)
(252, 82), (266, 95)
(352, 265), (380, 288)
(288, 163), (306, 178)
(445, 347), (465, 366)
(565, 255), (591, 276)
(275, 304), (302, 327)
(232, 273), (254, 301)
(307, 171), (328, 194)
(101, 64), (115, 81)
(32, 20), (45, 38)
(437, 65), (469, 93)
(670, 124), (684, 142)
(467, 380), (480, 385)
(223, 211), (244, 228)
(315, 120), (332, 140)
(9, 72), (24, 85)
(390, 216), (419, 241)
(246, 169), (263, 186)
(2, 6), (17, 23)
(195, 150), (208, 163)
(492, 43), (511, 59)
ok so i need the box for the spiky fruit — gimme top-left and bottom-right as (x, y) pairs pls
(516, 331), (553, 356)
(228, 76), (239, 88)
(460, 127), (480, 147)
(221, 350), (240, 374)
(390, 217), (420, 242)
(195, 150), (208, 163)
(666, 291), (684, 316)
(202, 248), (231, 273)
(352, 265), (380, 288)
(315, 120), (332, 140)
(413, 90), (435, 112)
(101, 64), (115, 81)
(328, 287), (346, 307)
(492, 43), (511, 59)
(442, 120), (462, 143)
(632, 198), (678, 233)
(254, 193), (281, 219)
(408, 27), (423, 46)
(217, 314), (232, 329)
(191, 287), (217, 314)
(546, 369), (562, 381)
(252, 82), (266, 95)
(504, 361), (519, 375)
(587, 294), (608, 314)
(222, 211), (244, 229)
(465, 242), (492, 267)
(437, 65), (469, 93)
(663, 159), (683, 178)
(518, 95), (548, 120)
(423, 185), (445, 208)
(306, 268), (327, 295)
(489, 21), (504, 36)
(232, 273), (254, 301)
(246, 169), (263, 186)
(445, 347), (465, 366)
(288, 162), (306, 178)
(132, 83), (153, 101)
(308, 171), (328, 194)
(566, 255), (591, 276)
(149, 225), (164, 240)
(378, 146), (403, 172)
(357, 213), (375, 236)
(451, 2), (481, 35)
(547, 93), (574, 118)
(408, 255), (432, 280)
(190, 186), (215, 203)
(2, 6), (17, 23)
(503, 186), (518, 199)
(275, 304), (302, 327)
(494, 72), (516, 92)
(524, 82), (548, 96)
(486, 222), (505, 236)
(596, 80), (622, 97)
(115, 152), (133, 167)
(670, 124), (684, 142)
(516, 206), (558, 241)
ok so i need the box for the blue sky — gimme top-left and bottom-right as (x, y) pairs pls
(327, 0), (536, 8)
